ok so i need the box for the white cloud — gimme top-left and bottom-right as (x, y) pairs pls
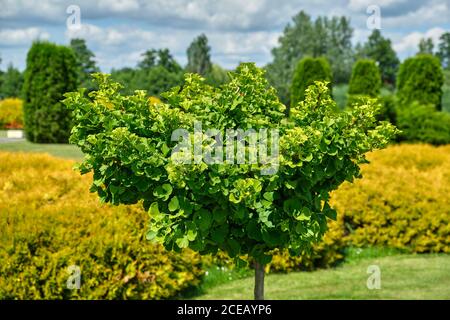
(0, 27), (50, 46)
(393, 27), (446, 56)
(98, 0), (140, 13)
(1, 0), (449, 70)
(381, 1), (449, 29)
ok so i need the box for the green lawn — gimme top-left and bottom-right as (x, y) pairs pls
(196, 254), (450, 300)
(0, 140), (83, 160)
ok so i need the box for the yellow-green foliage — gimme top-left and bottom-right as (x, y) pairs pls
(0, 98), (24, 129)
(1, 144), (449, 286)
(267, 144), (450, 272)
(331, 144), (450, 253)
(0, 152), (204, 299)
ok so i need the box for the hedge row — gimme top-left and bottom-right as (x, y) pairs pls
(1, 143), (449, 297)
(0, 152), (204, 299)
(23, 42), (78, 143)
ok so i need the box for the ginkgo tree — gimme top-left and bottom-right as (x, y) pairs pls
(64, 63), (396, 300)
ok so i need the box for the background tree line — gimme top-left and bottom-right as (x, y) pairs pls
(1, 9), (449, 102)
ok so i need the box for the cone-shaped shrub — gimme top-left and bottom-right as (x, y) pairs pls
(347, 59), (382, 108)
(290, 57), (332, 109)
(348, 59), (381, 97)
(397, 54), (444, 110)
(23, 41), (78, 142)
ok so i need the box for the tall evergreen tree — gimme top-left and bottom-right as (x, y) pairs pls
(290, 57), (332, 109)
(69, 38), (99, 90)
(266, 11), (353, 105)
(23, 42), (78, 143)
(139, 49), (181, 73)
(397, 54), (444, 110)
(437, 32), (450, 70)
(0, 56), (3, 94)
(112, 48), (183, 97)
(357, 30), (400, 85)
(418, 38), (434, 55)
(325, 16), (354, 84)
(186, 34), (212, 76)
(0, 64), (23, 99)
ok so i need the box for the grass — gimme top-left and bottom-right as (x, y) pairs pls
(0, 130), (6, 138)
(0, 140), (83, 160)
(196, 253), (450, 300)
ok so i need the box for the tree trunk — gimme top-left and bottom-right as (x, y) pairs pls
(254, 261), (265, 300)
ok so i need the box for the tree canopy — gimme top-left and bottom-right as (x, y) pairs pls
(356, 30), (399, 85)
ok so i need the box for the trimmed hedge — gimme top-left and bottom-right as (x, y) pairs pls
(0, 98), (23, 129)
(2, 144), (448, 285)
(396, 103), (450, 145)
(290, 57), (332, 109)
(348, 59), (381, 97)
(331, 144), (450, 253)
(266, 144), (450, 271)
(0, 152), (204, 299)
(23, 42), (78, 143)
(397, 54), (444, 110)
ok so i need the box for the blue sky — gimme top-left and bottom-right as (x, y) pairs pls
(1, 0), (449, 72)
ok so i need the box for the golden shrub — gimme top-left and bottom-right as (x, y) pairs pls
(1, 143), (449, 288)
(148, 96), (161, 105)
(330, 143), (450, 253)
(0, 152), (204, 299)
(0, 98), (24, 129)
(266, 144), (450, 271)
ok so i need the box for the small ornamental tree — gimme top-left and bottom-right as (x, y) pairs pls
(397, 54), (444, 110)
(23, 42), (78, 142)
(291, 57), (332, 110)
(347, 59), (382, 108)
(64, 63), (396, 299)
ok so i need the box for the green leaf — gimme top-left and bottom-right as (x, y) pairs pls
(211, 225), (228, 244)
(161, 143), (170, 156)
(148, 202), (160, 216)
(168, 196), (179, 212)
(283, 198), (301, 213)
(153, 183), (172, 200)
(213, 209), (227, 224)
(227, 239), (241, 257)
(187, 229), (197, 241)
(146, 230), (157, 241)
(176, 237), (189, 249)
(246, 220), (262, 241)
(295, 207), (312, 221)
(195, 209), (212, 231)
(235, 257), (248, 268)
(262, 230), (281, 246)
(263, 192), (274, 202)
(325, 207), (337, 220)
(110, 184), (124, 195)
